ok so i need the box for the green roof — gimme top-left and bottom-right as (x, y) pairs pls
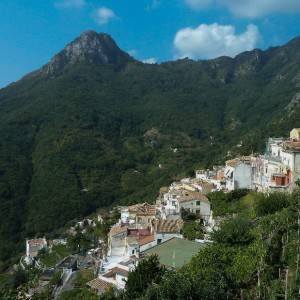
(143, 238), (204, 268)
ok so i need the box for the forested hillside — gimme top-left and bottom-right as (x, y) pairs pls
(1, 30), (300, 264)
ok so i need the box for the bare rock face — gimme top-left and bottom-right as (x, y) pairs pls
(233, 49), (265, 77)
(292, 72), (300, 88)
(43, 30), (134, 74)
(286, 91), (300, 116)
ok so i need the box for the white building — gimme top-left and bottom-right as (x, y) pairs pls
(25, 238), (47, 265)
(290, 128), (300, 141)
(120, 203), (157, 229)
(252, 155), (290, 191)
(226, 129), (300, 192)
(262, 130), (300, 189)
(159, 189), (211, 223)
(154, 219), (183, 244)
(87, 256), (138, 294)
(224, 157), (252, 191)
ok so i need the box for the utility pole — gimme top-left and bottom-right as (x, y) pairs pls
(284, 268), (289, 300)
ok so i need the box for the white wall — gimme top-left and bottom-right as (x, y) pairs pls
(121, 210), (129, 223)
(294, 153), (300, 180)
(155, 233), (182, 244)
(234, 163), (252, 189)
(270, 144), (281, 158)
(139, 240), (157, 252)
(179, 200), (210, 221)
(200, 202), (211, 222)
(280, 151), (294, 171)
(225, 166), (235, 191)
(116, 274), (127, 289)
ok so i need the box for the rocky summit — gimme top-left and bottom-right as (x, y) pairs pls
(42, 30), (134, 75)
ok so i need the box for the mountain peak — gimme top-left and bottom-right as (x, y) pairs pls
(43, 30), (134, 74)
(285, 36), (300, 49)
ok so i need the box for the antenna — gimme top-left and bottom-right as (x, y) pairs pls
(172, 250), (176, 268)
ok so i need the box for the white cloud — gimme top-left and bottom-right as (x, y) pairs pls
(142, 57), (157, 64)
(55, 0), (86, 9)
(174, 23), (260, 59)
(94, 7), (117, 25)
(184, 0), (300, 18)
(223, 0), (300, 18)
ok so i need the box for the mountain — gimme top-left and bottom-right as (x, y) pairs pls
(44, 31), (134, 74)
(1, 31), (300, 264)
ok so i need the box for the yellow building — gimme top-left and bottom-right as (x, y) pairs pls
(290, 128), (300, 141)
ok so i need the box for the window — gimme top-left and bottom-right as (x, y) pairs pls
(196, 209), (200, 214)
(196, 201), (200, 206)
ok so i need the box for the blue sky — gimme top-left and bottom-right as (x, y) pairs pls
(1, 0), (300, 88)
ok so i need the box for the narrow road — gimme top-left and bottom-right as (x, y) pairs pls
(53, 270), (78, 300)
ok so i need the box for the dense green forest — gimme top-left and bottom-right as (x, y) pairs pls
(1, 30), (300, 265)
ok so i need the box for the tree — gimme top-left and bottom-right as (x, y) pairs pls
(145, 270), (192, 300)
(227, 189), (250, 202)
(100, 286), (120, 300)
(212, 216), (254, 246)
(181, 208), (197, 221)
(67, 230), (91, 253)
(182, 221), (204, 240)
(254, 192), (289, 217)
(59, 288), (98, 300)
(187, 244), (236, 300)
(125, 255), (165, 299)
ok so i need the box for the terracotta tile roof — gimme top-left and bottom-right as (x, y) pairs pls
(128, 203), (157, 216)
(127, 234), (155, 246)
(87, 278), (113, 291)
(28, 239), (46, 246)
(138, 235), (155, 246)
(159, 186), (169, 193)
(27, 238), (47, 257)
(127, 236), (139, 245)
(199, 182), (215, 194)
(226, 156), (251, 168)
(104, 267), (129, 278)
(283, 141), (300, 152)
(127, 228), (151, 237)
(119, 256), (138, 266)
(226, 158), (239, 168)
(178, 191), (209, 204)
(109, 225), (128, 237)
(155, 219), (183, 233)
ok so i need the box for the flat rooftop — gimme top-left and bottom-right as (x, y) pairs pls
(143, 238), (204, 268)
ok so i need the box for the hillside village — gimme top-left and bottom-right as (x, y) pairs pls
(197, 128), (300, 192)
(18, 128), (300, 298)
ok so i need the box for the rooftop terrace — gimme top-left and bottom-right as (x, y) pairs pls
(143, 238), (204, 268)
